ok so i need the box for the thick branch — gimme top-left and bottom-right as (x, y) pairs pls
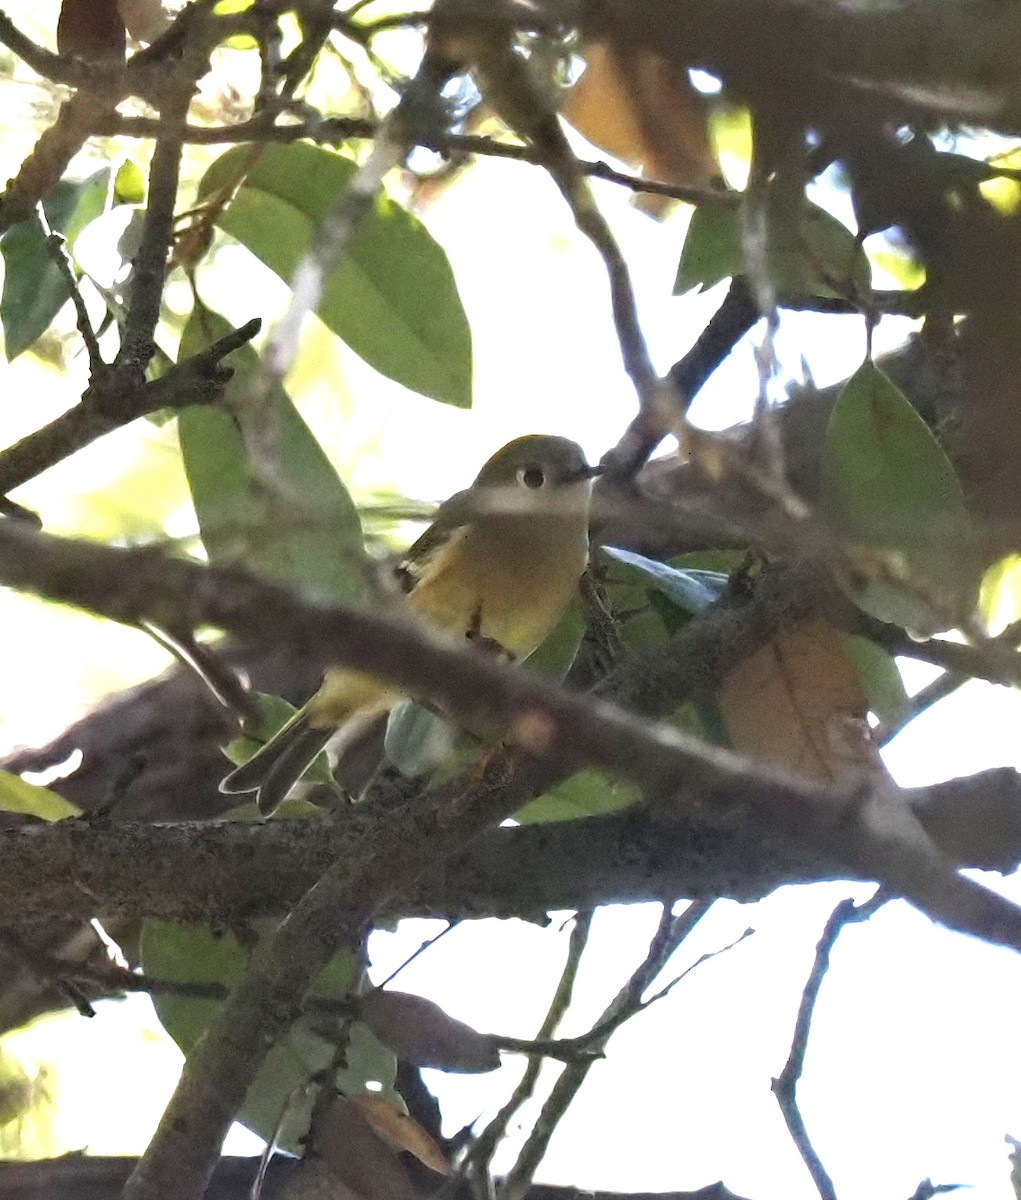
(1, 770), (1016, 926)
(0, 527), (1017, 1198)
(0, 1155), (754, 1200)
(0, 524), (1020, 955)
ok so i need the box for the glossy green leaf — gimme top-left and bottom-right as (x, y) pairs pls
(674, 193), (870, 301)
(1, 168), (109, 359)
(140, 920), (398, 1151)
(113, 159), (146, 206)
(197, 143), (472, 407)
(0, 770), (79, 821)
(840, 634), (911, 729)
(178, 307), (367, 604)
(822, 361), (978, 633)
(514, 767), (636, 824)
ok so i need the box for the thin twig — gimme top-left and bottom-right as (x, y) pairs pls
(115, 82), (191, 378)
(41, 229), (104, 374)
(0, 928), (96, 1017)
(772, 893), (886, 1200)
(465, 910), (594, 1196)
(0, 317), (259, 496)
(499, 901), (713, 1200)
(374, 921), (457, 990)
(137, 621), (260, 725)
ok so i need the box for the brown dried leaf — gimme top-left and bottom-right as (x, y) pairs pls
(717, 617), (887, 786)
(359, 989), (500, 1074)
(562, 41), (717, 199)
(350, 1094), (450, 1177)
(116, 0), (170, 43)
(310, 1096), (416, 1200)
(57, 0), (126, 60)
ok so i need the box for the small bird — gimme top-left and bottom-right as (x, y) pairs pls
(220, 434), (600, 815)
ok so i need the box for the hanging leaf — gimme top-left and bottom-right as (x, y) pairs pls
(674, 193), (870, 301)
(1, 169), (109, 360)
(196, 143), (472, 407)
(0, 770), (79, 821)
(350, 1094), (451, 1174)
(116, 0), (170, 42)
(562, 40), (717, 215)
(140, 920), (397, 1152)
(716, 617), (886, 786)
(178, 306), (367, 604)
(360, 989), (500, 1075)
(57, 0), (126, 60)
(822, 361), (979, 634)
(113, 159), (146, 206)
(311, 1096), (417, 1200)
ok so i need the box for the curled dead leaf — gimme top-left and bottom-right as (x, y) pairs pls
(360, 989), (501, 1074)
(350, 1094), (450, 1176)
(562, 40), (718, 213)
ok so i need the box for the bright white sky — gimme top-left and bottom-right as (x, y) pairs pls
(1, 19), (1020, 1200)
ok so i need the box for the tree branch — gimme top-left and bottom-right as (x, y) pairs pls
(1, 769), (1017, 927)
(0, 319), (260, 496)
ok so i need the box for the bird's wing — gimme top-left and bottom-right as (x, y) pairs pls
(394, 487), (474, 594)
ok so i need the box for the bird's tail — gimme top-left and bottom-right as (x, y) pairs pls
(220, 707), (334, 817)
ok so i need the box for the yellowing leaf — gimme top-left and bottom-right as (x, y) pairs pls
(716, 618), (886, 786)
(562, 41), (717, 199)
(980, 553), (1021, 635)
(0, 771), (79, 821)
(350, 1094), (450, 1176)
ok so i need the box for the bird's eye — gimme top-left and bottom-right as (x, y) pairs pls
(517, 464), (546, 489)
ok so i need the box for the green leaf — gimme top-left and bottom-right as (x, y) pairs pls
(675, 200), (739, 294)
(1, 168), (109, 359)
(0, 770), (79, 821)
(674, 193), (870, 301)
(178, 306), (367, 604)
(602, 547), (728, 613)
(113, 159), (146, 206)
(840, 634), (911, 729)
(822, 361), (979, 633)
(515, 767), (636, 824)
(197, 143), (472, 407)
(140, 920), (398, 1151)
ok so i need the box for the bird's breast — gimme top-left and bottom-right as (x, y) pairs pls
(407, 515), (589, 660)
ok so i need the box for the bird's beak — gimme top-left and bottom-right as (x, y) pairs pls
(574, 463), (604, 481)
